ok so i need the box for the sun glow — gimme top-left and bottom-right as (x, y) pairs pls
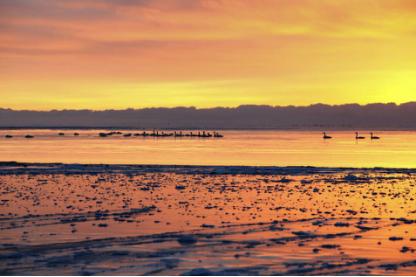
(1, 0), (416, 109)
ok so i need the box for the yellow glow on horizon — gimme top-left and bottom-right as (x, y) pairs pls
(2, 72), (416, 110)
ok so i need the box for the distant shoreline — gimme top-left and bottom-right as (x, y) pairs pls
(2, 127), (416, 131)
(2, 102), (416, 130)
(1, 162), (416, 175)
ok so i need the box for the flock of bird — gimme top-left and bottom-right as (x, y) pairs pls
(322, 132), (380, 140)
(2, 131), (382, 140)
(98, 130), (224, 138)
(3, 130), (224, 139)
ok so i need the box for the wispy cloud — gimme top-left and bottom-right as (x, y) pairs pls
(1, 0), (416, 108)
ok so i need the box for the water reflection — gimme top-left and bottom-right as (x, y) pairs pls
(1, 129), (416, 167)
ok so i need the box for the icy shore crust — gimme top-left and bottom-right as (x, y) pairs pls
(1, 161), (415, 175)
(1, 162), (416, 275)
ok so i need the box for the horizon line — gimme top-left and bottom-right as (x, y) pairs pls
(2, 101), (416, 112)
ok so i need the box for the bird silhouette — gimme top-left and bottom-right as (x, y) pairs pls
(322, 132), (332, 139)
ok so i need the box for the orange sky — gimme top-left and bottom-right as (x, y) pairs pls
(1, 0), (416, 110)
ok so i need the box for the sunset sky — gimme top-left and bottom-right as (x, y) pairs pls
(1, 0), (416, 110)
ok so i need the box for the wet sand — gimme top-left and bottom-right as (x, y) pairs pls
(1, 163), (416, 275)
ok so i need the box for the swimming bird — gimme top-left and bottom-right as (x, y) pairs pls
(5, 135), (13, 138)
(355, 132), (365, 139)
(25, 135), (34, 139)
(322, 132), (332, 139)
(214, 132), (223, 138)
(370, 132), (380, 140)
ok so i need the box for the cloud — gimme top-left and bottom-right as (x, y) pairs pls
(1, 0), (415, 56)
(1, 0), (416, 108)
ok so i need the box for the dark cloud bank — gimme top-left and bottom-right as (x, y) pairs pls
(1, 102), (415, 130)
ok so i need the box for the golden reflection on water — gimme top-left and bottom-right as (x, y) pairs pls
(1, 130), (416, 167)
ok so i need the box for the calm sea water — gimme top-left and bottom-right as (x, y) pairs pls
(1, 129), (416, 168)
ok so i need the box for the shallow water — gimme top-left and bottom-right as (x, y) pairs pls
(1, 129), (416, 168)
(1, 165), (416, 275)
